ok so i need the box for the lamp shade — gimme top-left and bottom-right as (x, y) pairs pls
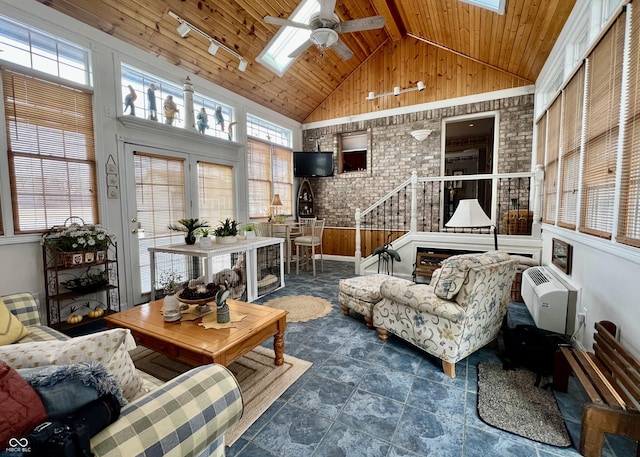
(310, 28), (338, 49)
(446, 199), (492, 228)
(271, 194), (283, 207)
(410, 129), (433, 142)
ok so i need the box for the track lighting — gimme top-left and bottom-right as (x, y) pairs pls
(169, 11), (247, 72)
(176, 22), (191, 37)
(366, 81), (426, 101)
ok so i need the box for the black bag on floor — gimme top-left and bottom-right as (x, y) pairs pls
(501, 317), (571, 387)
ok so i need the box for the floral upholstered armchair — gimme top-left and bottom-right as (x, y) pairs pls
(373, 251), (517, 378)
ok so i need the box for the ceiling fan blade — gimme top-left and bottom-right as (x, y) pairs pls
(338, 16), (386, 33)
(288, 40), (313, 58)
(332, 38), (354, 60)
(264, 16), (311, 30)
(318, 0), (337, 20)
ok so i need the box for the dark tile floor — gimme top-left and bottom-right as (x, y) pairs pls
(228, 260), (635, 457)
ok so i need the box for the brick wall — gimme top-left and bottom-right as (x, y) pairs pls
(302, 94), (534, 228)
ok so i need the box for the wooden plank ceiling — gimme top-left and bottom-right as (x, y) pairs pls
(37, 0), (575, 123)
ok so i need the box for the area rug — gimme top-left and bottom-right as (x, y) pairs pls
(129, 345), (312, 446)
(263, 295), (333, 322)
(477, 361), (571, 447)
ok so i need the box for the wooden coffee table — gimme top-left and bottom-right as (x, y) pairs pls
(105, 299), (287, 367)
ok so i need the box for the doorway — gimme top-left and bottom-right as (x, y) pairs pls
(442, 115), (496, 226)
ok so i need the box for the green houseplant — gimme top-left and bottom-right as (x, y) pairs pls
(168, 218), (209, 245)
(197, 227), (212, 249)
(241, 223), (256, 239)
(214, 218), (239, 244)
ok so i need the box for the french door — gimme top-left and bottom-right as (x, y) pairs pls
(121, 143), (235, 305)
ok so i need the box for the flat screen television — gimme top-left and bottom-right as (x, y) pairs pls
(293, 151), (334, 177)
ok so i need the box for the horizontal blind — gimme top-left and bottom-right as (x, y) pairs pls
(247, 139), (272, 218)
(2, 67), (97, 233)
(558, 65), (585, 230)
(618, 2), (640, 248)
(198, 162), (234, 226)
(535, 113), (547, 166)
(581, 13), (625, 239)
(134, 152), (185, 242)
(543, 95), (562, 224)
(272, 146), (293, 216)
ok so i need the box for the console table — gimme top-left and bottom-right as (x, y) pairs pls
(149, 237), (284, 302)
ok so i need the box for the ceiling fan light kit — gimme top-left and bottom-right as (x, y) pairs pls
(367, 81), (426, 101)
(310, 28), (339, 49)
(169, 11), (247, 72)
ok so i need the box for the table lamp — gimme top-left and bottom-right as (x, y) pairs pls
(271, 194), (283, 217)
(446, 199), (498, 251)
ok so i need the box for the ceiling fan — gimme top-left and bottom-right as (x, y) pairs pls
(264, 0), (385, 60)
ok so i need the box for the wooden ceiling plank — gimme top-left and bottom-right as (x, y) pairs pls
(370, 0), (404, 41)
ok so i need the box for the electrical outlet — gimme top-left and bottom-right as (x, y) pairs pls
(578, 307), (588, 325)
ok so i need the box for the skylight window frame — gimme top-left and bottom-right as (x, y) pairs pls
(257, 0), (320, 76)
(459, 0), (506, 15)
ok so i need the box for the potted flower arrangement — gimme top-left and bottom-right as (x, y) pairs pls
(214, 218), (239, 244)
(43, 223), (115, 267)
(158, 271), (183, 322)
(168, 218), (209, 245)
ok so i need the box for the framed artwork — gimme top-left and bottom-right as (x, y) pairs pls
(552, 238), (572, 274)
(453, 170), (464, 188)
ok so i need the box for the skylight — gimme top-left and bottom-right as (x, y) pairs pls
(459, 0), (506, 15)
(257, 0), (320, 76)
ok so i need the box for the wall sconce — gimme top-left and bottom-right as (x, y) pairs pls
(169, 11), (248, 72)
(367, 81), (426, 101)
(410, 129), (433, 141)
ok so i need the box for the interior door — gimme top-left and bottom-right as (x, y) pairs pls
(121, 143), (237, 306)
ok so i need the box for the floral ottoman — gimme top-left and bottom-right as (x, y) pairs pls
(339, 274), (413, 328)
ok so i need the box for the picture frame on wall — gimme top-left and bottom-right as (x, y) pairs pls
(552, 238), (572, 275)
(453, 170), (464, 189)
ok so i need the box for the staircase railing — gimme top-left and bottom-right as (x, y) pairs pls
(355, 166), (544, 270)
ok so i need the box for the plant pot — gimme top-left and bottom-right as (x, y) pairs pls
(185, 233), (197, 245)
(163, 293), (181, 322)
(216, 235), (237, 244)
(245, 231), (256, 239)
(200, 236), (212, 249)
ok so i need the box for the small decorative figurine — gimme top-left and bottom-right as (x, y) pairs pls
(163, 95), (179, 125)
(228, 121), (237, 141)
(147, 83), (157, 121)
(124, 85), (137, 115)
(214, 105), (225, 131)
(197, 107), (209, 133)
(215, 288), (230, 324)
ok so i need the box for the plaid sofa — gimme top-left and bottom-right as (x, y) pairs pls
(373, 251), (517, 378)
(2, 292), (243, 457)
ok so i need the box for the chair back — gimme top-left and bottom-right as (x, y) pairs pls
(254, 222), (272, 237)
(310, 219), (325, 243)
(298, 217), (317, 236)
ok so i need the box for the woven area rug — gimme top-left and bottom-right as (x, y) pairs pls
(477, 361), (571, 447)
(129, 345), (312, 446)
(263, 295), (332, 322)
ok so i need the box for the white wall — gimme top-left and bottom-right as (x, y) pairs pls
(0, 0), (301, 307)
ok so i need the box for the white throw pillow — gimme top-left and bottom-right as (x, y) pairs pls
(0, 329), (143, 401)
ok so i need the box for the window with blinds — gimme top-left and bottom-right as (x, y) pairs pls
(543, 95), (562, 224)
(580, 13), (625, 239)
(558, 65), (585, 230)
(618, 3), (640, 248)
(247, 139), (293, 218)
(2, 67), (97, 233)
(198, 162), (234, 225)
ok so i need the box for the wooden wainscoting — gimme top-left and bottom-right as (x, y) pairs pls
(322, 227), (407, 257)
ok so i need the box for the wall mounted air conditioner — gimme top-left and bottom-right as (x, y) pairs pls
(521, 266), (578, 335)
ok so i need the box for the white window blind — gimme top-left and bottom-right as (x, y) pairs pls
(558, 65), (585, 230)
(581, 13), (625, 239)
(618, 3), (640, 248)
(543, 95), (562, 224)
(198, 162), (234, 226)
(2, 67), (97, 233)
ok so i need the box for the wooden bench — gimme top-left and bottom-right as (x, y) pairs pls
(553, 321), (640, 457)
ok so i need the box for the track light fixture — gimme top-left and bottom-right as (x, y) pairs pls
(367, 81), (426, 101)
(169, 11), (248, 72)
